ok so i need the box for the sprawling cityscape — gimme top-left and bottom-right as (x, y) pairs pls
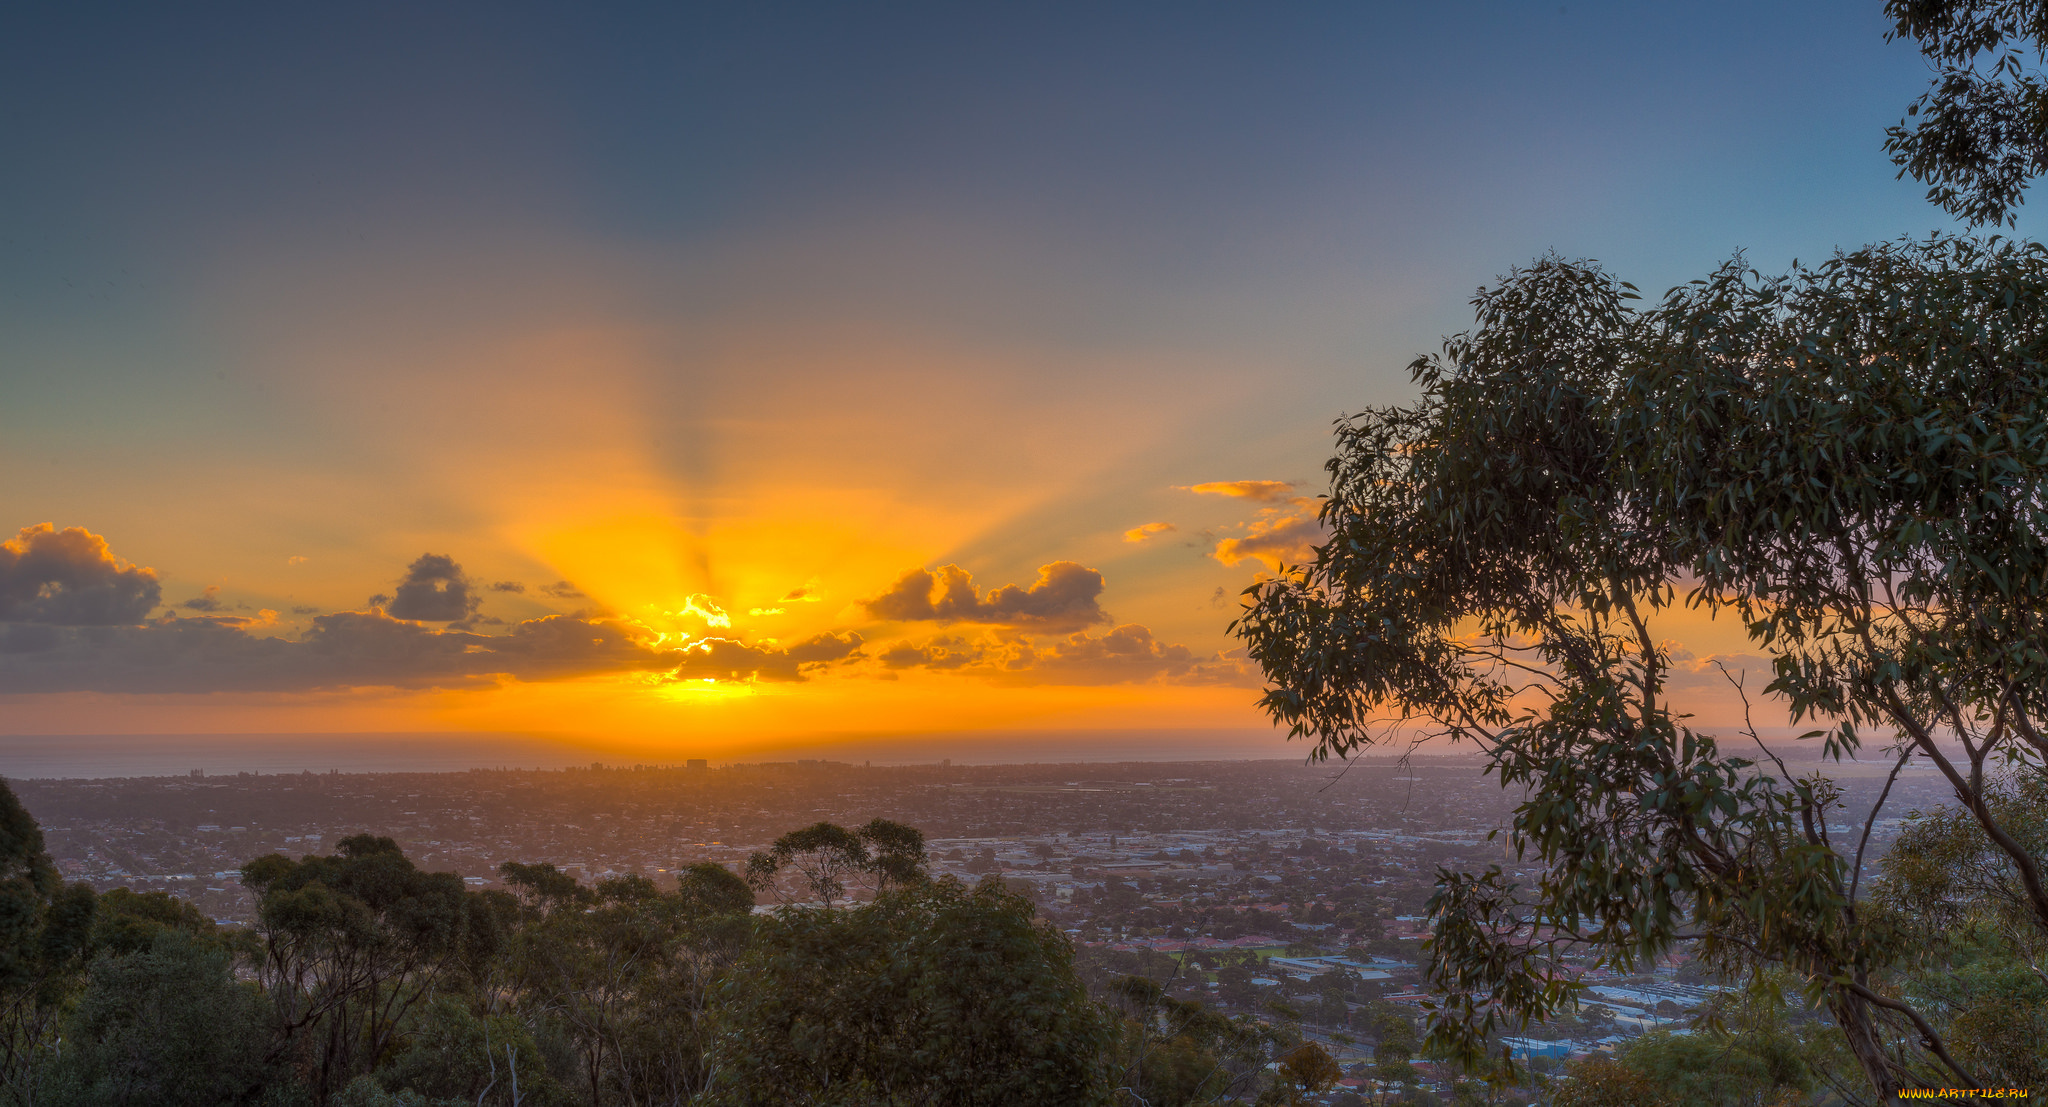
(12, 752), (1955, 1100)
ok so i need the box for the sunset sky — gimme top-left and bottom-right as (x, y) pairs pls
(0, 3), (2000, 761)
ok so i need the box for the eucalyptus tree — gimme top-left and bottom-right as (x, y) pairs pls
(41, 930), (283, 1107)
(705, 876), (1111, 1107)
(1886, 0), (2048, 225)
(241, 834), (483, 1099)
(502, 874), (672, 1107)
(493, 860), (754, 1107)
(1870, 770), (2048, 1089)
(1101, 974), (1268, 1106)
(743, 818), (928, 908)
(1233, 236), (2048, 1099)
(0, 778), (94, 1105)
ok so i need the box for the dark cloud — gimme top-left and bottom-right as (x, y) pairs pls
(489, 581), (525, 594)
(289, 605), (320, 616)
(0, 623), (63, 655)
(862, 562), (1108, 631)
(784, 631), (863, 663)
(667, 632), (864, 683)
(180, 586), (226, 612)
(386, 554), (479, 622)
(780, 578), (824, 603)
(0, 524), (160, 625)
(0, 606), (866, 693)
(538, 581), (584, 599)
(877, 634), (983, 670)
(0, 609), (647, 693)
(1011, 624), (1254, 686)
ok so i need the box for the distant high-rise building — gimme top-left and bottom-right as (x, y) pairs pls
(686, 759), (708, 771)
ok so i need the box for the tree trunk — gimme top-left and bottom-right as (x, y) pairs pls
(1830, 987), (1897, 1103)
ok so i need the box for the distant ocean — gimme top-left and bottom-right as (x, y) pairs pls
(0, 727), (1917, 780)
(0, 734), (596, 779)
(0, 728), (1320, 779)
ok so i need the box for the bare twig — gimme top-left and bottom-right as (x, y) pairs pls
(1849, 748), (1913, 906)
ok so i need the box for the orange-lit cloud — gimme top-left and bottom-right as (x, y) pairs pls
(679, 593), (732, 627)
(1123, 522), (1176, 543)
(1213, 511), (1324, 570)
(0, 523), (161, 625)
(669, 631), (864, 683)
(1181, 480), (1299, 503)
(1177, 479), (1327, 569)
(863, 562), (1108, 631)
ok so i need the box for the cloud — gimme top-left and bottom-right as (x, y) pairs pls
(1176, 481), (1326, 569)
(0, 606), (868, 694)
(874, 624), (1257, 686)
(1181, 480), (1299, 503)
(780, 578), (824, 603)
(1662, 652), (1778, 693)
(680, 594), (731, 627)
(0, 623), (62, 654)
(179, 586), (227, 613)
(1014, 624), (1257, 686)
(877, 634), (985, 670)
(286, 556), (307, 566)
(1122, 522), (1176, 543)
(0, 524), (161, 625)
(664, 631), (864, 683)
(385, 554), (480, 622)
(289, 605), (320, 616)
(0, 610), (657, 693)
(1213, 511), (1324, 570)
(538, 581), (585, 599)
(0, 534), (866, 693)
(489, 580), (526, 593)
(862, 562), (1108, 631)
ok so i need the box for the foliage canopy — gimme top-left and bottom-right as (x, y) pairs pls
(1888, 0), (2048, 224)
(1234, 235), (2048, 1099)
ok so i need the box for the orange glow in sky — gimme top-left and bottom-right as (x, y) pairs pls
(0, 6), (1931, 763)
